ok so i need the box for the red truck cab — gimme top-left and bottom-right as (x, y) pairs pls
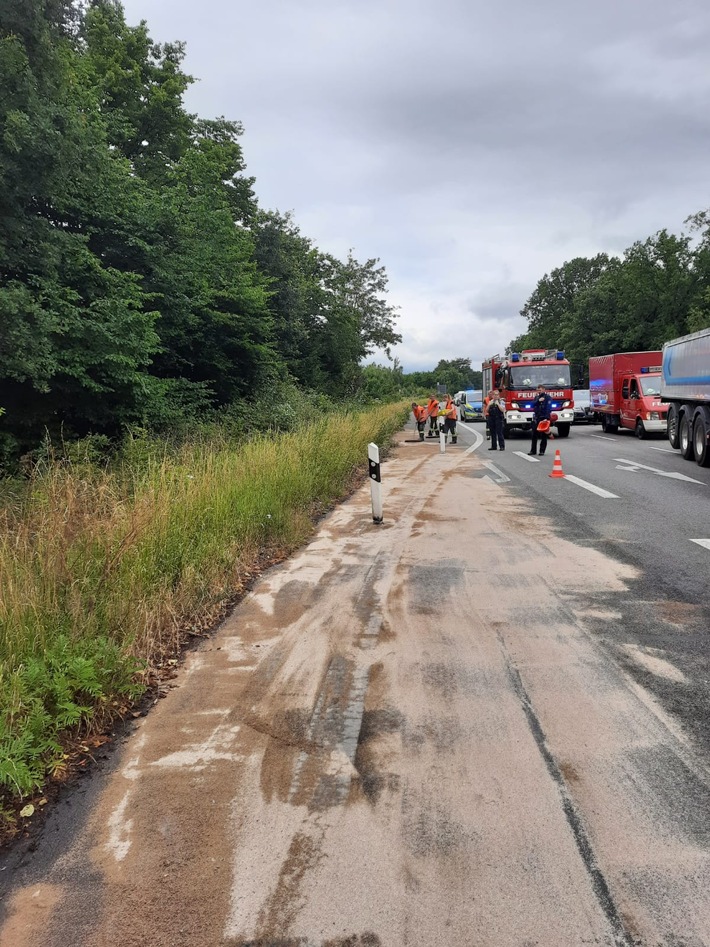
(589, 352), (666, 437)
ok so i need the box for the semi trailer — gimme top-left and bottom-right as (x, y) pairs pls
(661, 328), (710, 466)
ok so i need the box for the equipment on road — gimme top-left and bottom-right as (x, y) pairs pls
(589, 351), (665, 438)
(482, 349), (574, 439)
(536, 420), (551, 432)
(661, 328), (710, 467)
(549, 449), (566, 478)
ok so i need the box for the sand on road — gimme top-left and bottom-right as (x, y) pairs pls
(3, 429), (710, 947)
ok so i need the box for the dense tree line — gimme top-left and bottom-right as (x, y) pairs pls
(0, 0), (401, 462)
(509, 220), (710, 383)
(360, 359), (483, 401)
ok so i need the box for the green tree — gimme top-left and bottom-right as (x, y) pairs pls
(0, 0), (158, 451)
(563, 231), (696, 365)
(515, 254), (612, 354)
(145, 141), (274, 404)
(317, 252), (401, 396)
(251, 211), (328, 389)
(80, 0), (193, 183)
(431, 358), (481, 393)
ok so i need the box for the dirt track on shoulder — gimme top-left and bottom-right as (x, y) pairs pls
(3, 431), (710, 946)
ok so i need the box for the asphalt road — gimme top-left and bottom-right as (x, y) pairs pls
(455, 420), (710, 755)
(3, 421), (710, 947)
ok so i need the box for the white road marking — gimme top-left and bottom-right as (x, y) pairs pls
(590, 435), (616, 441)
(514, 451), (539, 462)
(614, 458), (705, 484)
(648, 446), (675, 453)
(564, 475), (619, 499)
(690, 539), (710, 550)
(464, 428), (484, 453)
(106, 791), (134, 862)
(483, 462), (510, 484)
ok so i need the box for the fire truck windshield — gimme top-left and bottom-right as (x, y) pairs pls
(509, 365), (571, 389)
(640, 377), (661, 396)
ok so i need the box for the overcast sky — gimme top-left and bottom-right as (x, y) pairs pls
(122, 0), (710, 372)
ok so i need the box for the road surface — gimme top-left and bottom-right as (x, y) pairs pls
(2, 420), (710, 947)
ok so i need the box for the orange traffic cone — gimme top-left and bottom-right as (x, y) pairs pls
(549, 449), (565, 478)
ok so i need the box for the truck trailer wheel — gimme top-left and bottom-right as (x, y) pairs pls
(667, 405), (680, 449)
(635, 419), (646, 439)
(556, 423), (570, 438)
(693, 412), (710, 467)
(680, 413), (695, 460)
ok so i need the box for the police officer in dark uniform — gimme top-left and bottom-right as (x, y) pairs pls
(487, 390), (506, 450)
(529, 385), (552, 455)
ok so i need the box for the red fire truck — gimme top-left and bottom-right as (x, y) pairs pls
(589, 351), (665, 437)
(482, 349), (575, 437)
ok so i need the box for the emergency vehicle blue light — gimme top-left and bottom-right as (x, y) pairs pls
(525, 403), (532, 409)
(641, 367), (649, 373)
(511, 353), (520, 362)
(556, 351), (565, 360)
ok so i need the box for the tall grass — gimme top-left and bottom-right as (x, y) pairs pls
(0, 404), (407, 802)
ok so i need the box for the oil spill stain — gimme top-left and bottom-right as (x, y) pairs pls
(259, 709), (313, 804)
(403, 715), (463, 754)
(256, 831), (324, 937)
(229, 938), (381, 947)
(654, 599), (705, 629)
(420, 662), (458, 695)
(324, 936), (383, 947)
(402, 792), (473, 858)
(559, 760), (581, 784)
(353, 706), (404, 805)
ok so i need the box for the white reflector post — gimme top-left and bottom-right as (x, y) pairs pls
(440, 428), (446, 453)
(368, 442), (383, 523)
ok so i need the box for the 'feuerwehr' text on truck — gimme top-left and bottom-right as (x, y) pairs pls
(661, 328), (710, 466)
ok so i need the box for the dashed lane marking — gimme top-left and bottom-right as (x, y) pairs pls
(564, 475), (619, 499)
(648, 446), (675, 453)
(514, 451), (540, 462)
(690, 539), (710, 551)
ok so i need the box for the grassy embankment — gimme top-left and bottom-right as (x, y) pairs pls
(0, 403), (408, 823)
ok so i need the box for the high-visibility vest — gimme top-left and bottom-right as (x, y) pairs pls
(413, 405), (427, 422)
(445, 404), (457, 420)
(426, 399), (439, 418)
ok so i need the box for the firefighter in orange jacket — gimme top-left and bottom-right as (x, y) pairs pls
(411, 402), (428, 441)
(426, 395), (440, 437)
(442, 397), (458, 444)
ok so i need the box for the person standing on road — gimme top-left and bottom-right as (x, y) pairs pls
(426, 394), (440, 438)
(411, 402), (428, 441)
(483, 390), (493, 440)
(487, 389), (506, 451)
(442, 397), (458, 444)
(529, 384), (552, 456)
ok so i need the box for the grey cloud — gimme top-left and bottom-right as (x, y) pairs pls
(122, 0), (710, 372)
